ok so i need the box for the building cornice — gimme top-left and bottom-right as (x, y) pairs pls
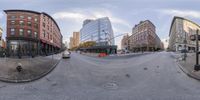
(169, 16), (200, 36)
(4, 9), (61, 35)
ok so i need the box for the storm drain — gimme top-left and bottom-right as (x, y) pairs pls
(103, 82), (118, 90)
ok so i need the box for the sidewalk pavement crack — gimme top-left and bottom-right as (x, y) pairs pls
(46, 77), (51, 82)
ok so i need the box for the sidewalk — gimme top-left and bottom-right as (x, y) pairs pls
(0, 54), (61, 83)
(79, 52), (154, 59)
(177, 53), (200, 80)
(80, 52), (99, 57)
(103, 52), (153, 59)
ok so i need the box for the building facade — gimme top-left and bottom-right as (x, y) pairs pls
(0, 27), (6, 49)
(69, 37), (74, 49)
(169, 16), (200, 52)
(80, 17), (114, 46)
(64, 41), (68, 49)
(155, 34), (163, 50)
(129, 20), (162, 52)
(4, 9), (62, 57)
(1, 39), (6, 49)
(73, 32), (80, 47)
(121, 33), (129, 50)
(69, 32), (80, 49)
(0, 27), (2, 39)
(0, 27), (6, 57)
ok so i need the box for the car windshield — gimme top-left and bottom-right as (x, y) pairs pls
(0, 0), (200, 100)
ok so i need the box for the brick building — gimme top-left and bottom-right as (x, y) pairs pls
(4, 9), (62, 57)
(121, 33), (129, 50)
(69, 32), (80, 49)
(69, 37), (74, 49)
(73, 32), (80, 47)
(128, 20), (162, 52)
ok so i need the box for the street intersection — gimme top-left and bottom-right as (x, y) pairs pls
(0, 52), (200, 100)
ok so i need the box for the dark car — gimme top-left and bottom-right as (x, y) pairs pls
(180, 49), (188, 53)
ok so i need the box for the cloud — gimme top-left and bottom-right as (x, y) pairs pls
(160, 9), (200, 19)
(52, 8), (131, 28)
(0, 12), (3, 19)
(52, 12), (87, 22)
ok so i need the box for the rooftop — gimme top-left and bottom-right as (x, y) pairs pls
(169, 16), (200, 36)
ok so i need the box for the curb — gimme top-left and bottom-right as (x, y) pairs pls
(176, 59), (200, 81)
(0, 56), (62, 83)
(103, 52), (152, 59)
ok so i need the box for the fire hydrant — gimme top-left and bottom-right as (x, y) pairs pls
(16, 63), (23, 72)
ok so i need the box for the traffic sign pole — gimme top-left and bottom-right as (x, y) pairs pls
(194, 30), (200, 71)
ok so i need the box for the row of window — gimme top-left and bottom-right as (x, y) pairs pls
(42, 15), (55, 29)
(10, 28), (38, 38)
(42, 30), (54, 40)
(42, 22), (53, 32)
(130, 34), (148, 43)
(133, 23), (155, 34)
(9, 28), (59, 45)
(10, 15), (38, 22)
(10, 20), (39, 29)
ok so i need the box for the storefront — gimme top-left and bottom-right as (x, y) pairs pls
(7, 37), (39, 57)
(78, 45), (117, 54)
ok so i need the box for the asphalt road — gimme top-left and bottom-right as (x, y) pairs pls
(0, 51), (200, 100)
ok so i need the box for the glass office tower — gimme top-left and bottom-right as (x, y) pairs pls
(80, 17), (114, 46)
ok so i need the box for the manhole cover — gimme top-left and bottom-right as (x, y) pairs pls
(144, 67), (148, 70)
(103, 82), (118, 90)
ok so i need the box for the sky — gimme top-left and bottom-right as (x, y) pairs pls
(0, 0), (200, 49)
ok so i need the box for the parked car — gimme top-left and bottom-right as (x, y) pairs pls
(180, 49), (188, 53)
(62, 51), (70, 59)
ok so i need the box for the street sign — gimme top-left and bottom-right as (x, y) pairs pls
(190, 35), (200, 41)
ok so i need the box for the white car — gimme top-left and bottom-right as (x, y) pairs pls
(62, 51), (70, 58)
